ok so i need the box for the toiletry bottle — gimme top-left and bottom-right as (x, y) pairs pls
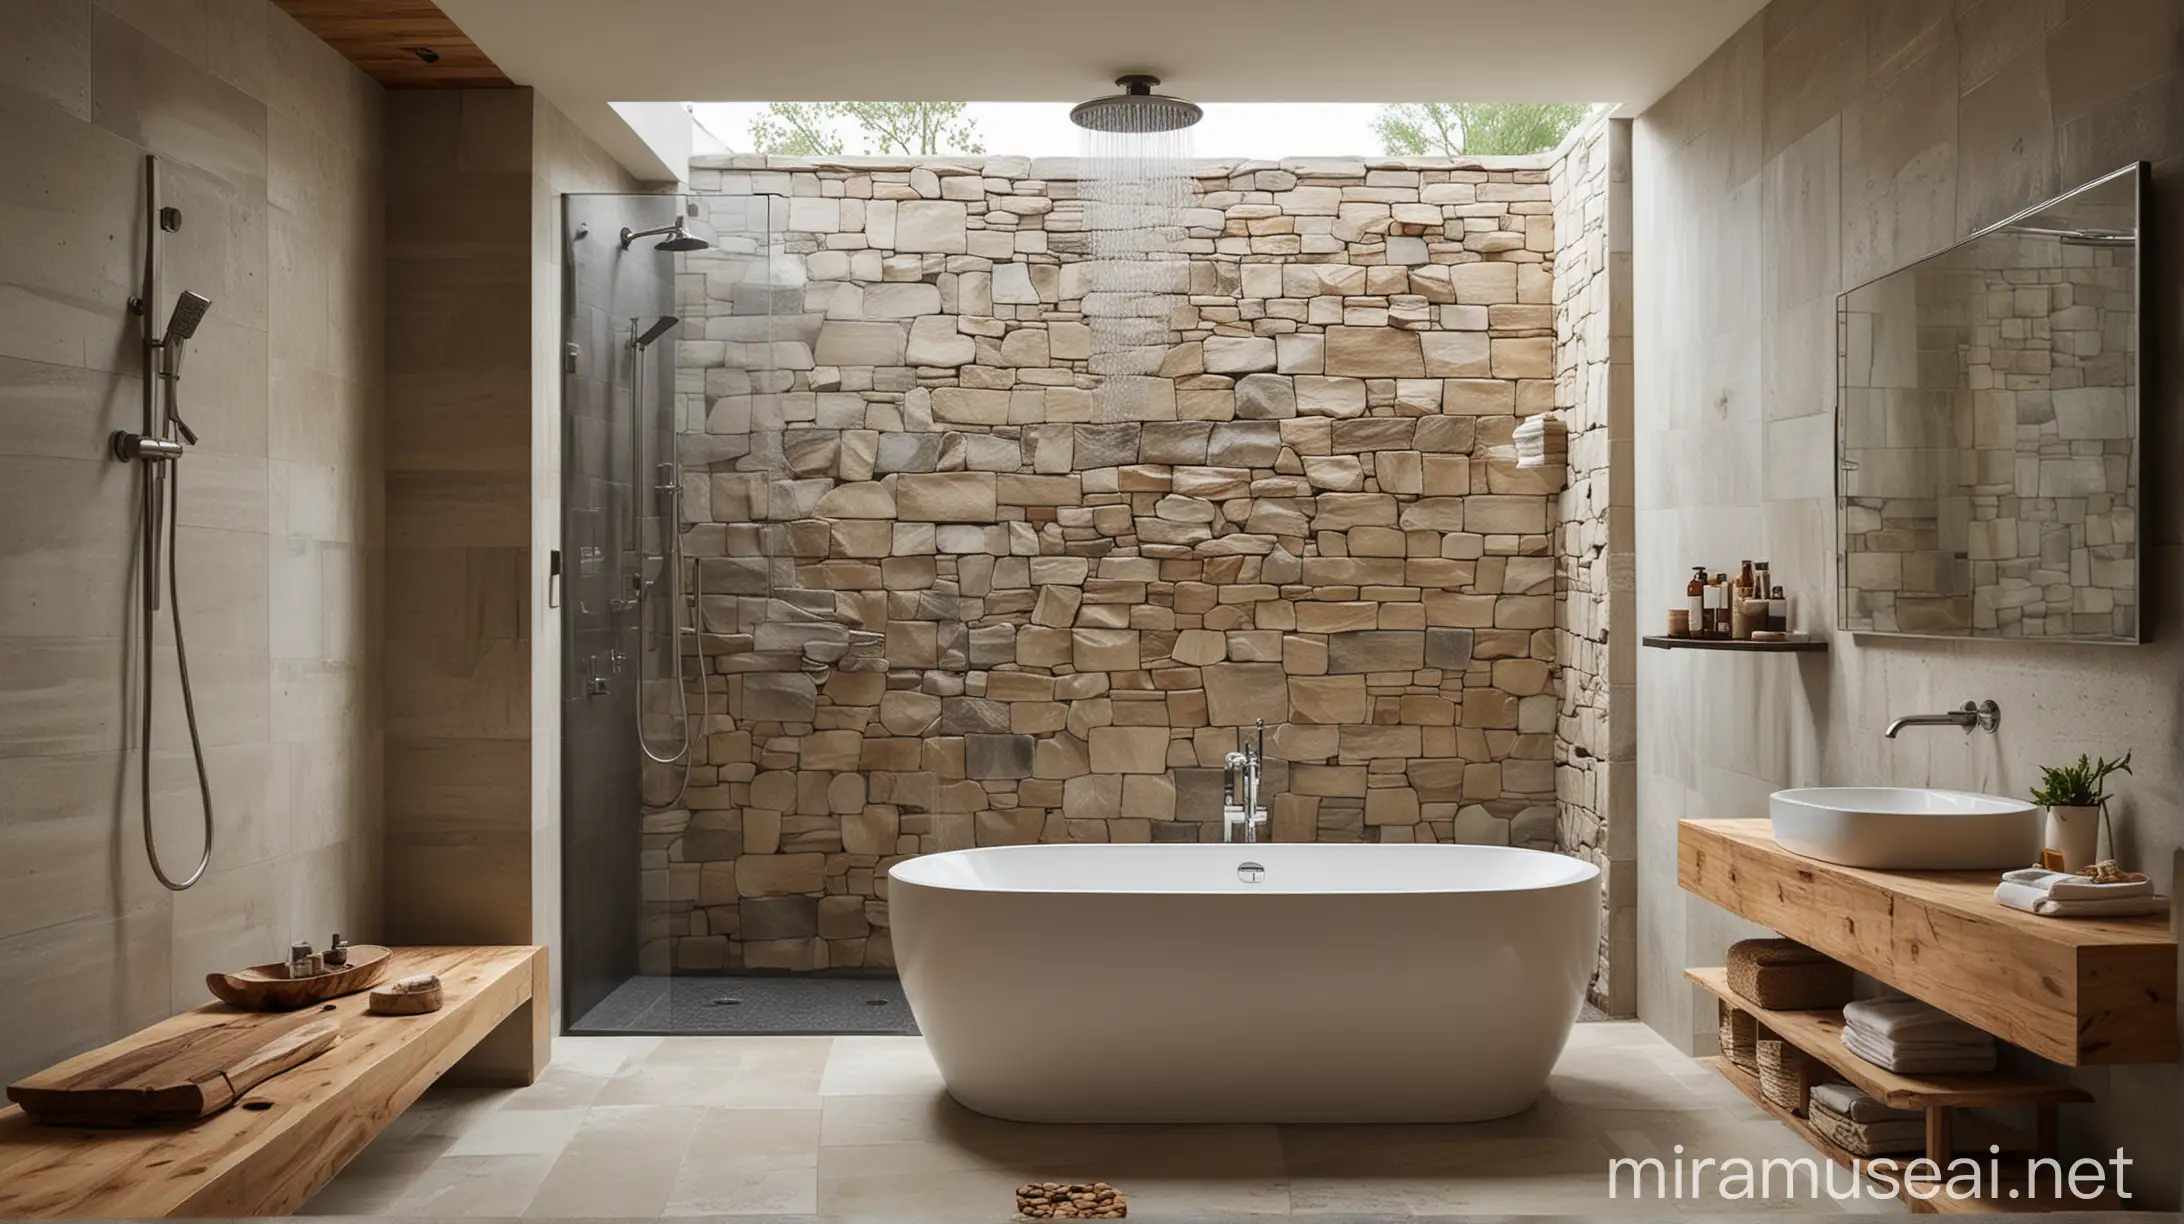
(1753, 560), (1770, 609)
(1698, 572), (1719, 638)
(1767, 584), (1786, 633)
(1738, 560), (1754, 601)
(1686, 567), (1706, 637)
(289, 940), (316, 979)
(325, 935), (349, 968)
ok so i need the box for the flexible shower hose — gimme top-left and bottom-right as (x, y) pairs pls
(632, 335), (704, 811)
(140, 446), (215, 890)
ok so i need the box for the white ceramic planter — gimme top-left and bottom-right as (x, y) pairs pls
(2043, 804), (2102, 871)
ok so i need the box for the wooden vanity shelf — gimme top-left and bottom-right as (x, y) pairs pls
(1691, 967), (2106, 1214)
(1679, 818), (2177, 1066)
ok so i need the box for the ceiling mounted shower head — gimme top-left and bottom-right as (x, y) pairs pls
(633, 316), (681, 349)
(621, 219), (711, 252)
(1070, 74), (1202, 133)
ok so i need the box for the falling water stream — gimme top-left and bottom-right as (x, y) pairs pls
(1080, 110), (1194, 423)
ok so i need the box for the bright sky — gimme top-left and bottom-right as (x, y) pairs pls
(690, 101), (1390, 159)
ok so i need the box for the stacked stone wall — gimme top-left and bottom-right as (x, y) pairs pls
(649, 152), (1567, 972)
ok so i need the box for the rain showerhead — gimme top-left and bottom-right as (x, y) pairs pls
(1070, 74), (1202, 133)
(163, 290), (211, 345)
(633, 316), (680, 349)
(621, 220), (711, 252)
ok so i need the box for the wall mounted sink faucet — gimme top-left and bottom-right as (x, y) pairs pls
(1884, 700), (2001, 738)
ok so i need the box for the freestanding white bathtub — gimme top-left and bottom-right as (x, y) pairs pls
(889, 842), (1600, 1123)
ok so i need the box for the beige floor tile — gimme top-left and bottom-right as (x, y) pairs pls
(443, 1106), (586, 1157)
(816, 1144), (1029, 1224)
(665, 1106), (822, 1216)
(520, 1104), (706, 1218)
(819, 1034), (945, 1097)
(387, 1153), (558, 1217)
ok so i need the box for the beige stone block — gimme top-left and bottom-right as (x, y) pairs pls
(1324, 326), (1425, 377)
(1172, 628), (1227, 665)
(1089, 725), (1171, 773)
(1490, 336), (1554, 379)
(1398, 497), (1465, 531)
(1313, 493), (1397, 529)
(1121, 772), (1177, 820)
(1493, 658), (1551, 695)
(1296, 602), (1379, 633)
(843, 805), (899, 855)
(814, 481), (895, 519)
(1442, 379), (1516, 415)
(905, 314), (975, 366)
(878, 689), (940, 735)
(894, 472), (997, 521)
(1451, 261), (1518, 304)
(1464, 495), (1546, 534)
(896, 200), (968, 252)
(1327, 630), (1424, 673)
(996, 473), (1080, 506)
(1289, 674), (1369, 724)
(1064, 773), (1121, 819)
(1420, 332), (1491, 376)
(1275, 333), (1325, 373)
(802, 730), (863, 770)
(1365, 787), (1421, 825)
(1282, 634), (1329, 674)
(1203, 662), (1290, 726)
(737, 852), (825, 897)
(1204, 336), (1277, 373)
(931, 387), (1010, 425)
(1292, 764), (1367, 797)
(1073, 627), (1141, 671)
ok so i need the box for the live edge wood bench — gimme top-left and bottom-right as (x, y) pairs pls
(0, 945), (546, 1218)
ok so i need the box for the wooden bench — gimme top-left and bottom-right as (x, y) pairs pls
(0, 945), (546, 1218)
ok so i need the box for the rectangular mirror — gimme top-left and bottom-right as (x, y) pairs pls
(1837, 163), (2143, 642)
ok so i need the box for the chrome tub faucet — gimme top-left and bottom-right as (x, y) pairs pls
(1223, 718), (1269, 843)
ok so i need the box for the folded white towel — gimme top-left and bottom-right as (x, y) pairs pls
(2001, 867), (2153, 901)
(1842, 1025), (1997, 1073)
(1810, 1082), (1921, 1124)
(1995, 881), (2170, 918)
(1841, 994), (1992, 1045)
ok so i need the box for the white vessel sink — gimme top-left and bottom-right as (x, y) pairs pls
(1769, 787), (2040, 870)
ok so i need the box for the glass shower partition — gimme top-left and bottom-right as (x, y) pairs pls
(561, 183), (775, 1033)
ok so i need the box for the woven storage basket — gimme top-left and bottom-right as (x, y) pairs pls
(1727, 938), (1853, 1010)
(1756, 1037), (1825, 1114)
(1718, 999), (1761, 1071)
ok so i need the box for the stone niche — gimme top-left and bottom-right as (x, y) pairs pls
(645, 150), (1575, 974)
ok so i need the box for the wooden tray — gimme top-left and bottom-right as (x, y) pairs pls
(7, 1009), (339, 1127)
(207, 945), (393, 1011)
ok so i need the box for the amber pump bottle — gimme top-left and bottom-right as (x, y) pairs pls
(1686, 567), (1706, 637)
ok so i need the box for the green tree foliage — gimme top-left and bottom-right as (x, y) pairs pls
(1371, 102), (1595, 157)
(748, 102), (985, 157)
(747, 102), (844, 157)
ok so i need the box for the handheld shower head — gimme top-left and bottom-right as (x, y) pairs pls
(633, 316), (681, 349)
(163, 290), (211, 345)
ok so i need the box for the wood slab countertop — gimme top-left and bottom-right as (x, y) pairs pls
(0, 945), (544, 1219)
(1679, 819), (2177, 1067)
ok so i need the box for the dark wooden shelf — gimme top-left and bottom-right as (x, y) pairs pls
(1642, 635), (1827, 653)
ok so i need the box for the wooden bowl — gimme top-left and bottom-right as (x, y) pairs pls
(207, 945), (393, 1011)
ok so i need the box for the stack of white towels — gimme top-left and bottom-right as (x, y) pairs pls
(1994, 867), (2166, 918)
(1840, 994), (1996, 1074)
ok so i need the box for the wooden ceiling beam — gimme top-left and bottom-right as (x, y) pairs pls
(273, 0), (514, 89)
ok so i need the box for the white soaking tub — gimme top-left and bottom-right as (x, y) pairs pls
(889, 842), (1600, 1123)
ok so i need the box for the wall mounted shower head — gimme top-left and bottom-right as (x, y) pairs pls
(1070, 74), (1202, 132)
(163, 290), (211, 345)
(620, 220), (711, 252)
(633, 316), (681, 349)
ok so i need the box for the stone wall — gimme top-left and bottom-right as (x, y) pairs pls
(1548, 117), (1634, 1013)
(653, 152), (1564, 973)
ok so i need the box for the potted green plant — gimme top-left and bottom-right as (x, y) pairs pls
(2030, 752), (2131, 871)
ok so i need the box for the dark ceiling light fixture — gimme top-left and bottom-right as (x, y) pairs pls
(401, 45), (441, 64)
